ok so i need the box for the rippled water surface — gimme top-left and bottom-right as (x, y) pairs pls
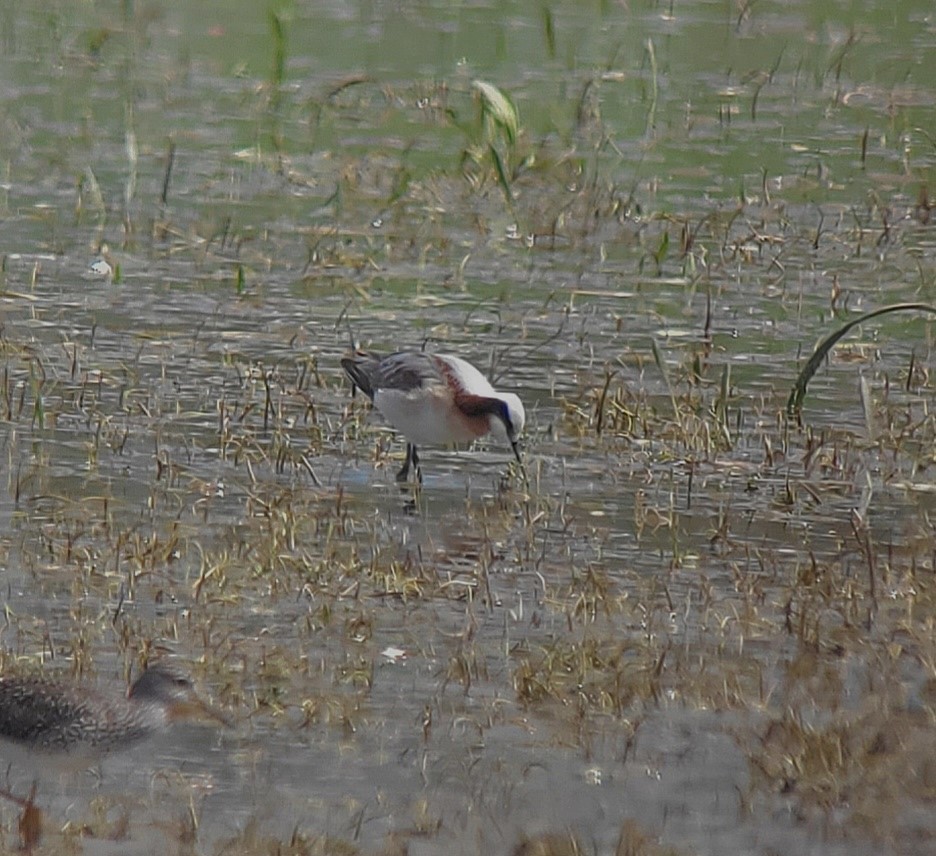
(1, 1), (935, 854)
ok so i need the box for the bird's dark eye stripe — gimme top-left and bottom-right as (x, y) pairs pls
(500, 402), (513, 431)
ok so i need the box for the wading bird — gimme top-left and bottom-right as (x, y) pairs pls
(0, 661), (227, 755)
(341, 350), (525, 483)
(0, 662), (227, 847)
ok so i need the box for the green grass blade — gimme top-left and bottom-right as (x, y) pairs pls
(787, 302), (936, 416)
(472, 80), (519, 146)
(489, 144), (513, 203)
(542, 5), (556, 59)
(269, 10), (287, 87)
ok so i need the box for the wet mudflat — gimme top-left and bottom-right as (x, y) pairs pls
(0, 0), (935, 854)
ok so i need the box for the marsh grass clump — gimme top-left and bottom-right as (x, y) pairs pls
(512, 635), (666, 718)
(561, 352), (740, 461)
(215, 824), (364, 856)
(464, 80), (525, 206)
(216, 357), (329, 480)
(613, 819), (687, 856)
(512, 831), (584, 856)
(743, 697), (936, 844)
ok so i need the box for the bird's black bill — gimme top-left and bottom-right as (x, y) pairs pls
(510, 439), (522, 462)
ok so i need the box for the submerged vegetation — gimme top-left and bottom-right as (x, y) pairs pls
(0, 0), (934, 854)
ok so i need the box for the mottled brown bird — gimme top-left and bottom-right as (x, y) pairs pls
(0, 662), (226, 754)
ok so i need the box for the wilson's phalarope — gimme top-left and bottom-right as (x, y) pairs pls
(341, 350), (525, 483)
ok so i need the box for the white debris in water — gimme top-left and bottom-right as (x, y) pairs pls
(89, 259), (112, 277)
(584, 767), (603, 786)
(381, 646), (406, 663)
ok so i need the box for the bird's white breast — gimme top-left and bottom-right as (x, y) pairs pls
(374, 386), (490, 445)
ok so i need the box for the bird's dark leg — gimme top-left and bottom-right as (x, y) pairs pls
(396, 444), (411, 481)
(397, 443), (422, 483)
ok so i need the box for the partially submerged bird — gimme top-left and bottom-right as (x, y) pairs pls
(341, 350), (525, 483)
(0, 662), (227, 755)
(0, 662), (227, 850)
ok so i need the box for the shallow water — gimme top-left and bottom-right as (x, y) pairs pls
(0, 0), (935, 854)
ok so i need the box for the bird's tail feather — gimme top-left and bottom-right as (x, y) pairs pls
(341, 356), (377, 400)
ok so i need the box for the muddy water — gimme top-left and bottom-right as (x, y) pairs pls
(0, 1), (934, 854)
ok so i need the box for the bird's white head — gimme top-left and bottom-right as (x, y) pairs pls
(489, 393), (525, 460)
